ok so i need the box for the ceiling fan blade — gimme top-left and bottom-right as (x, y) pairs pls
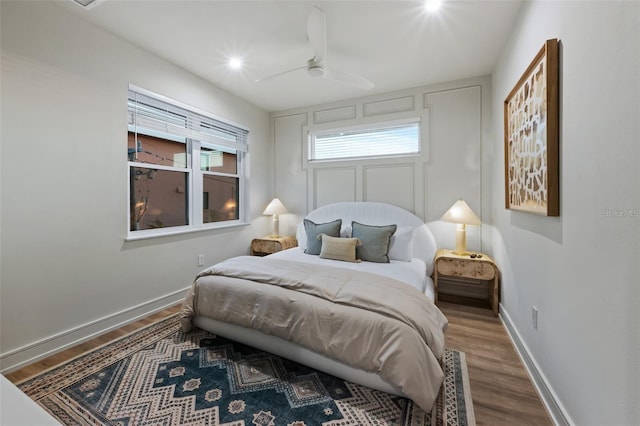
(255, 65), (307, 83)
(258, 6), (372, 90)
(323, 68), (375, 90)
(307, 6), (327, 64)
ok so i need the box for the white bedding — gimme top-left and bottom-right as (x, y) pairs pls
(268, 247), (436, 301)
(183, 255), (447, 411)
(181, 202), (443, 408)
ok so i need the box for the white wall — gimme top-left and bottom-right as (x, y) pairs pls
(0, 1), (272, 371)
(490, 1), (639, 425)
(272, 77), (493, 253)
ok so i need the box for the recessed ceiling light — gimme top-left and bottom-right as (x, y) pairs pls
(424, 0), (443, 13)
(228, 57), (243, 70)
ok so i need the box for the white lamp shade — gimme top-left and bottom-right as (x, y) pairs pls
(263, 198), (288, 216)
(440, 199), (481, 225)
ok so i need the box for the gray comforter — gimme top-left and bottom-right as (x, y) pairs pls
(180, 255), (448, 411)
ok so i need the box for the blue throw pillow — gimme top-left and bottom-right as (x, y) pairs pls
(303, 218), (342, 255)
(351, 221), (397, 263)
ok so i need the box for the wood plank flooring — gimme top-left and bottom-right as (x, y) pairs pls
(4, 305), (181, 384)
(439, 302), (552, 425)
(5, 302), (551, 425)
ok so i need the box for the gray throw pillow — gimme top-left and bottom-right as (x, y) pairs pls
(351, 221), (397, 263)
(303, 218), (342, 255)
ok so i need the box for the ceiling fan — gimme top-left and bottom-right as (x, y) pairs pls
(257, 6), (374, 90)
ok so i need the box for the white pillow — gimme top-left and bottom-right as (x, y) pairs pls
(388, 226), (415, 262)
(296, 222), (307, 249)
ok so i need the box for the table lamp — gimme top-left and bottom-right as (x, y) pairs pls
(441, 199), (481, 255)
(263, 198), (288, 238)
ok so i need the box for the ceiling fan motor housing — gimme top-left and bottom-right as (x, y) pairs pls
(307, 65), (325, 77)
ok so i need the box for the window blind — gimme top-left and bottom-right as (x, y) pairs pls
(310, 122), (419, 161)
(128, 88), (248, 153)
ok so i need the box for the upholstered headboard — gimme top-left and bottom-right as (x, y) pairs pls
(296, 202), (438, 274)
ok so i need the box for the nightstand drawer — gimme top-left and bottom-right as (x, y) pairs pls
(437, 258), (495, 280)
(251, 236), (297, 256)
(252, 239), (282, 255)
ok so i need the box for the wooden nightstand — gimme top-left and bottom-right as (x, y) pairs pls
(434, 249), (500, 316)
(250, 236), (297, 256)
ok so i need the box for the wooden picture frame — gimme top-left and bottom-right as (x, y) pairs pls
(504, 38), (559, 216)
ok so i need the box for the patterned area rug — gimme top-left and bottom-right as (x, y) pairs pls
(18, 315), (475, 425)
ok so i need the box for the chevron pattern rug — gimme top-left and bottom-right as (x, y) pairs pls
(18, 315), (475, 425)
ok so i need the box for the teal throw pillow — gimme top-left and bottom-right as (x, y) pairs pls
(351, 221), (397, 263)
(303, 218), (342, 255)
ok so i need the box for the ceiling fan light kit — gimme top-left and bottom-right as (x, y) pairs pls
(257, 6), (374, 90)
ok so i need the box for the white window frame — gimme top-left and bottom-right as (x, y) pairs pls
(126, 85), (249, 241)
(307, 117), (421, 163)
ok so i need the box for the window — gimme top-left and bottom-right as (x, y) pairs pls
(309, 120), (420, 161)
(127, 85), (248, 237)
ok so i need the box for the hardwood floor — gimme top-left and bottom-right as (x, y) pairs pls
(5, 302), (551, 425)
(439, 302), (552, 425)
(4, 305), (181, 384)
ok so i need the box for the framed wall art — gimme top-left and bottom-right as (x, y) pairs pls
(504, 38), (559, 216)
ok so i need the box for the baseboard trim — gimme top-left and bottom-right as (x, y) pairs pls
(0, 287), (189, 373)
(499, 304), (573, 426)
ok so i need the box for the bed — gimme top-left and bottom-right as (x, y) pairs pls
(180, 202), (448, 412)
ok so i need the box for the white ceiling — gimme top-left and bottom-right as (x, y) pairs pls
(57, 0), (524, 112)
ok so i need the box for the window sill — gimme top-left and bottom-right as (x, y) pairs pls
(125, 221), (250, 242)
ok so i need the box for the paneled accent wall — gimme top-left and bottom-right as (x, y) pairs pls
(313, 105), (356, 123)
(273, 77), (488, 251)
(313, 167), (357, 207)
(363, 164), (415, 213)
(363, 96), (415, 117)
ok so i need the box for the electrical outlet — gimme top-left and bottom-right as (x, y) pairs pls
(197, 254), (205, 266)
(532, 306), (538, 330)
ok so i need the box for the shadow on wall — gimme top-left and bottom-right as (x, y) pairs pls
(510, 212), (563, 244)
